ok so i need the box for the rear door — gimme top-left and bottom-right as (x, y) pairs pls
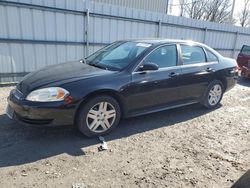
(177, 44), (218, 101)
(237, 45), (250, 67)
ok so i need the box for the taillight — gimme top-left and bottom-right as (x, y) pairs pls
(230, 66), (239, 75)
(235, 64), (240, 71)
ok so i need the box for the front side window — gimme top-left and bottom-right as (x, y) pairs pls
(241, 45), (250, 56)
(180, 45), (206, 65)
(86, 42), (151, 71)
(143, 45), (177, 68)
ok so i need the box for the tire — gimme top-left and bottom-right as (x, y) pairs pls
(76, 95), (121, 137)
(201, 80), (224, 109)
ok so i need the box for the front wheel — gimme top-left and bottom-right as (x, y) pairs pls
(201, 80), (224, 109)
(76, 96), (121, 137)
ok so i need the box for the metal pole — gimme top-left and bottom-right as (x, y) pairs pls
(230, 0), (236, 22)
(85, 9), (90, 57)
(166, 0), (169, 14)
(168, 0), (172, 14)
(203, 27), (207, 44)
(157, 20), (162, 38)
(232, 31), (238, 58)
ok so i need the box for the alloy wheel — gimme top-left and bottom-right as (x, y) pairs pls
(208, 84), (222, 106)
(86, 102), (116, 133)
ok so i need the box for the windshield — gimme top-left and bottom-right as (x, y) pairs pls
(85, 41), (151, 71)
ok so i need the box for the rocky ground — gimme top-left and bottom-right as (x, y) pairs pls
(0, 79), (249, 188)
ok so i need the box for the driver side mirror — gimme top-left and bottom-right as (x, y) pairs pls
(137, 63), (159, 72)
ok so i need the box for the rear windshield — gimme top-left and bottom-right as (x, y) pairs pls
(241, 45), (250, 55)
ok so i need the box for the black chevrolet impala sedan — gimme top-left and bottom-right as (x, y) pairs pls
(7, 39), (238, 137)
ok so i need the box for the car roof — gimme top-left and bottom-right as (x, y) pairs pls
(120, 38), (204, 46)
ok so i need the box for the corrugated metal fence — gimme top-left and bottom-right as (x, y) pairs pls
(91, 0), (168, 13)
(1, 0), (250, 82)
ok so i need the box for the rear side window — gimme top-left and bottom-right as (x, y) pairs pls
(241, 45), (250, 55)
(206, 50), (218, 62)
(180, 45), (206, 64)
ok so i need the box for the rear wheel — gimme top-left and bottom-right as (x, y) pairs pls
(202, 80), (224, 109)
(76, 95), (121, 137)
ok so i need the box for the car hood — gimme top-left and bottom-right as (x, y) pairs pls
(17, 61), (111, 94)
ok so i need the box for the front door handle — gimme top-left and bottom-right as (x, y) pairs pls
(206, 67), (215, 73)
(169, 72), (180, 77)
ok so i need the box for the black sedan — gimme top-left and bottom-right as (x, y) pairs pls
(7, 39), (238, 137)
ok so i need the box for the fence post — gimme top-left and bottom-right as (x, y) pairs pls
(157, 20), (162, 38)
(232, 31), (238, 58)
(203, 27), (207, 44)
(85, 9), (90, 57)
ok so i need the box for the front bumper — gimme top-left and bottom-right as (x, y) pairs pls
(7, 89), (76, 126)
(241, 66), (250, 78)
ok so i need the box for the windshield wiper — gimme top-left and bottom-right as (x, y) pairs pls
(88, 63), (108, 70)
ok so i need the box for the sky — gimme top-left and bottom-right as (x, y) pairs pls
(170, 0), (244, 19)
(233, 0), (244, 16)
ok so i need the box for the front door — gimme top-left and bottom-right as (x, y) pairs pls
(125, 44), (183, 114)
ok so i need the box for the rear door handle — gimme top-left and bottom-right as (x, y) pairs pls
(206, 67), (215, 73)
(169, 72), (180, 77)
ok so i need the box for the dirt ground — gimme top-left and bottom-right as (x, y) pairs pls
(0, 79), (249, 188)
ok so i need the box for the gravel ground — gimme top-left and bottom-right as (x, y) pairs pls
(0, 79), (250, 188)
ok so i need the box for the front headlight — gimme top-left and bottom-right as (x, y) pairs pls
(26, 87), (69, 102)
